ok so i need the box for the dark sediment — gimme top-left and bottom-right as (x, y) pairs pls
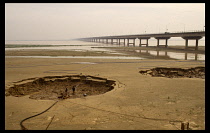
(139, 67), (205, 79)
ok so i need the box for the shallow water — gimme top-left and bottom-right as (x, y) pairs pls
(5, 40), (205, 61)
(135, 50), (205, 61)
(5, 56), (146, 60)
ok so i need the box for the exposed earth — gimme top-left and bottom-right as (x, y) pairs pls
(139, 67), (205, 79)
(5, 75), (116, 100)
(5, 46), (205, 130)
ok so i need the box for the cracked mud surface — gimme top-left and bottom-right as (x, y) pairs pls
(139, 67), (205, 79)
(5, 75), (116, 100)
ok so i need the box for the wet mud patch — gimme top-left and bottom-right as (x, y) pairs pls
(139, 67), (205, 79)
(5, 75), (116, 100)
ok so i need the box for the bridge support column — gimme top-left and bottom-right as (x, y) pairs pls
(106, 39), (108, 44)
(155, 37), (171, 47)
(182, 36), (203, 50)
(111, 39), (113, 44)
(139, 37), (150, 47)
(118, 39), (125, 45)
(112, 39), (118, 45)
(127, 39), (135, 47)
(157, 39), (159, 47)
(165, 39), (168, 47)
(195, 39), (199, 50)
(185, 39), (188, 50)
(127, 39), (129, 46)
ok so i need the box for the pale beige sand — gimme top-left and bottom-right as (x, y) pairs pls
(5, 56), (205, 130)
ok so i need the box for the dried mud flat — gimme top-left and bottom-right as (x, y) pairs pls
(139, 67), (205, 79)
(5, 75), (116, 100)
(5, 56), (205, 130)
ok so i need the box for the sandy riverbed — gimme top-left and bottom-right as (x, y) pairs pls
(5, 47), (205, 130)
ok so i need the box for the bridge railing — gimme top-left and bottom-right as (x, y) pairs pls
(144, 30), (205, 35)
(170, 29), (205, 33)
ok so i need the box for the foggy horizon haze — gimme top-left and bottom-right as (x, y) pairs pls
(5, 3), (205, 41)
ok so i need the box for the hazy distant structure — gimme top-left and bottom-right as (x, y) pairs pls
(80, 31), (205, 50)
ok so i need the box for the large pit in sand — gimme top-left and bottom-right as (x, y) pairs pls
(5, 75), (116, 100)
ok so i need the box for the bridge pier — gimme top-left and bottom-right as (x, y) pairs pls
(118, 39), (125, 46)
(127, 38), (135, 47)
(182, 36), (203, 50)
(112, 39), (118, 45)
(106, 39), (108, 44)
(111, 39), (113, 44)
(139, 37), (150, 47)
(155, 37), (170, 47)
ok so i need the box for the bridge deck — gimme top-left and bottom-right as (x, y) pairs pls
(85, 31), (205, 39)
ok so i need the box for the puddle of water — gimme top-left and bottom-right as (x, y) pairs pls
(167, 52), (205, 60)
(5, 40), (205, 61)
(5, 56), (146, 60)
(73, 62), (98, 64)
(133, 49), (205, 61)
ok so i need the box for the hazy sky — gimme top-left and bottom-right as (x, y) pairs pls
(5, 3), (205, 40)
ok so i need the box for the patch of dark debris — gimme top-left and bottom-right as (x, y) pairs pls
(139, 67), (205, 79)
(5, 75), (116, 100)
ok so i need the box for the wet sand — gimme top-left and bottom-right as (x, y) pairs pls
(5, 47), (205, 130)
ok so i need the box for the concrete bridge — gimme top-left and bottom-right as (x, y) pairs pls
(79, 31), (205, 50)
